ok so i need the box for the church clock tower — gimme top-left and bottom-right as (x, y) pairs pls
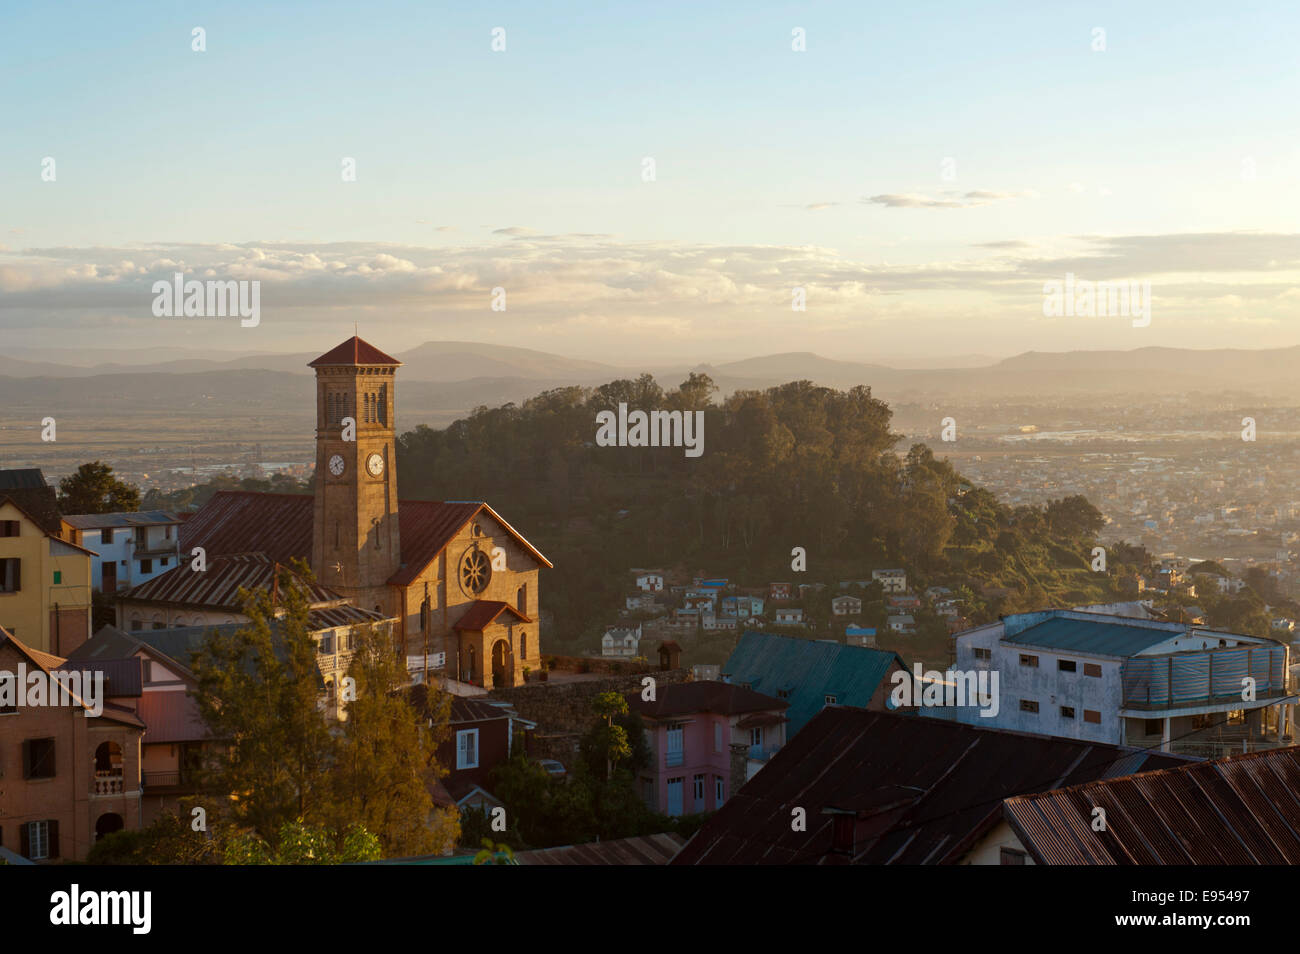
(308, 335), (402, 617)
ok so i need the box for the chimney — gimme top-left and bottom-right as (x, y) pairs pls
(729, 742), (748, 798)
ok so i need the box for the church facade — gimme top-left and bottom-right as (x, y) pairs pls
(177, 335), (551, 690)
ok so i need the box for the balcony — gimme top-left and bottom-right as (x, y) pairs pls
(665, 750), (684, 768)
(1121, 646), (1292, 712)
(748, 743), (782, 761)
(92, 773), (124, 796)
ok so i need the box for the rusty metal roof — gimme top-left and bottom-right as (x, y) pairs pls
(308, 335), (402, 367)
(120, 552), (342, 610)
(1003, 746), (1300, 864)
(670, 708), (1189, 866)
(452, 600), (531, 632)
(137, 689), (209, 744)
(515, 832), (686, 866)
(179, 492), (552, 587)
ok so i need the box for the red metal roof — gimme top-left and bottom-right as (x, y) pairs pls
(121, 552), (341, 610)
(137, 689), (209, 744)
(671, 708), (1189, 866)
(453, 600), (530, 632)
(180, 492), (551, 588)
(308, 335), (402, 367)
(1004, 746), (1300, 864)
(628, 680), (787, 720)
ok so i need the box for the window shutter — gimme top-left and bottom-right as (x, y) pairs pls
(19, 823), (29, 858)
(47, 820), (59, 859)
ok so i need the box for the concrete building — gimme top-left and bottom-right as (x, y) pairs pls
(951, 609), (1295, 756)
(64, 511), (184, 593)
(0, 495), (94, 655)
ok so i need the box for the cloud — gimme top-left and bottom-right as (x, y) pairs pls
(492, 226), (539, 237)
(864, 190), (1036, 209)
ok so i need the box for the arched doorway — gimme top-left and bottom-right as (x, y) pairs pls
(95, 813), (124, 840)
(93, 741), (123, 794)
(492, 639), (511, 688)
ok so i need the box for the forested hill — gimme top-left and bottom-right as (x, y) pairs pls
(394, 374), (1118, 649)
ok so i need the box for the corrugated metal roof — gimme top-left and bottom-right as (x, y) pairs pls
(0, 468), (49, 490)
(1003, 615), (1178, 656)
(136, 690), (208, 743)
(1005, 746), (1300, 864)
(120, 552), (343, 610)
(671, 708), (1189, 866)
(64, 510), (181, 530)
(722, 631), (903, 734)
(515, 833), (686, 865)
(179, 492), (552, 587)
(308, 335), (402, 367)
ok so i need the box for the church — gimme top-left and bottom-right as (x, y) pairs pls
(177, 335), (551, 690)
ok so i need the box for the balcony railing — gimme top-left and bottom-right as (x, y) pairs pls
(92, 773), (124, 796)
(665, 750), (684, 767)
(143, 770), (184, 789)
(1121, 647), (1290, 710)
(748, 743), (782, 761)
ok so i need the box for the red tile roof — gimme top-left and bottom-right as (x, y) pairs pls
(308, 335), (402, 367)
(453, 600), (531, 632)
(180, 491), (552, 587)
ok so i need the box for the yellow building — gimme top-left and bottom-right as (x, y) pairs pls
(0, 496), (94, 655)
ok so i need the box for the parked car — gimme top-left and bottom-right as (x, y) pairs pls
(537, 759), (567, 778)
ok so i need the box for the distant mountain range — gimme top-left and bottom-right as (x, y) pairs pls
(1, 343), (1297, 419)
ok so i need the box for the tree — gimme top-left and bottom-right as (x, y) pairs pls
(189, 561), (337, 841)
(57, 461), (140, 514)
(223, 820), (381, 864)
(588, 691), (631, 780)
(331, 628), (460, 857)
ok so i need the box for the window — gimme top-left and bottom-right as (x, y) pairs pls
(1083, 709), (1101, 724)
(521, 632), (528, 660)
(666, 725), (684, 766)
(160, 557), (169, 568)
(52, 570), (61, 585)
(100, 528), (113, 544)
(0, 674), (16, 714)
(1144, 719), (1163, 736)
(456, 729), (479, 770)
(139, 559), (153, 574)
(749, 727), (763, 747)
(23, 738), (55, 779)
(825, 694), (837, 705)
(24, 820), (57, 861)
(1084, 663), (1102, 678)
(141, 660), (153, 683)
(130, 621), (142, 632)
(1019, 700), (1039, 714)
(714, 723), (722, 753)
(715, 776), (725, 805)
(164, 525), (172, 539)
(1060, 706), (1075, 719)
(777, 688), (790, 699)
(1000, 847), (1027, 865)
(0, 558), (20, 593)
(1058, 659), (1076, 672)
(517, 584), (527, 616)
(1019, 654), (1038, 668)
(151, 622), (165, 630)
(318, 631), (335, 654)
(973, 647), (992, 660)
(693, 774), (705, 802)
(0, 521), (19, 537)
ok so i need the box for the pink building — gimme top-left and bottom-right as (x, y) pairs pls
(628, 681), (788, 817)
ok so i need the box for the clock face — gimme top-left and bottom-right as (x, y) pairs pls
(328, 454), (345, 477)
(366, 453), (385, 477)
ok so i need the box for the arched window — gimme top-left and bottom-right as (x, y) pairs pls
(521, 632), (528, 660)
(517, 584), (527, 615)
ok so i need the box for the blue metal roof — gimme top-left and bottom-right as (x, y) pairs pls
(1003, 615), (1178, 656)
(722, 631), (903, 736)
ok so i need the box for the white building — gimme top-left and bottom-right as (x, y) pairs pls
(774, 608), (804, 626)
(872, 568), (907, 593)
(949, 609), (1295, 754)
(65, 511), (184, 593)
(602, 624), (642, 658)
(635, 573), (664, 592)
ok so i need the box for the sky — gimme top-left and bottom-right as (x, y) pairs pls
(2, 0), (1299, 363)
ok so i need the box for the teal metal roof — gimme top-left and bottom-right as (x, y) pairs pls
(722, 631), (903, 735)
(1003, 616), (1177, 657)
